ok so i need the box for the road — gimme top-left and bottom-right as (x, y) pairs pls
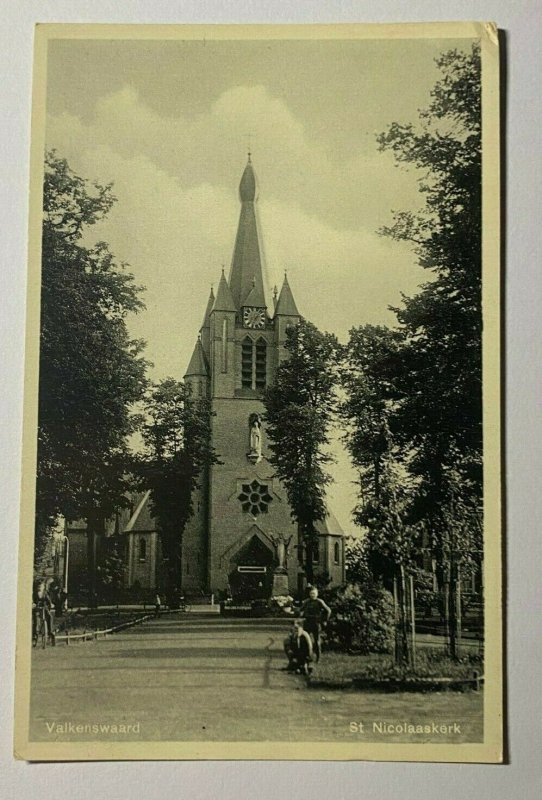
(30, 615), (483, 743)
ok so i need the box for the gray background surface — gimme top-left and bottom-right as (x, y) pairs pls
(1, 1), (540, 797)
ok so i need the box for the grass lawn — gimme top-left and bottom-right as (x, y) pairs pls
(313, 648), (483, 686)
(313, 652), (385, 683)
(31, 616), (484, 743)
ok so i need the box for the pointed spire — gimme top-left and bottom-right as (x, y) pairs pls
(239, 157), (256, 202)
(275, 272), (300, 317)
(213, 269), (236, 313)
(200, 285), (215, 329)
(242, 274), (266, 308)
(185, 336), (209, 378)
(228, 157), (266, 309)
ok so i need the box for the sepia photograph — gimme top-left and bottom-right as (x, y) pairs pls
(14, 22), (501, 762)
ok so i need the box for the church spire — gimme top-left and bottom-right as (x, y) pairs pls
(200, 286), (215, 330)
(228, 156), (266, 310)
(184, 335), (209, 378)
(242, 274), (266, 308)
(274, 272), (300, 317)
(213, 268), (236, 313)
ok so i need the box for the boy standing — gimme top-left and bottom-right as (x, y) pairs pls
(301, 586), (331, 662)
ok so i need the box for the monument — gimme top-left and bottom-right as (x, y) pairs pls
(269, 532), (293, 597)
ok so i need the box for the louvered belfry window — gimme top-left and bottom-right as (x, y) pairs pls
(241, 337), (253, 388)
(241, 336), (267, 390)
(255, 338), (267, 389)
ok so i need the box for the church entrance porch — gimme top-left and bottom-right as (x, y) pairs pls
(228, 533), (274, 602)
(228, 566), (270, 602)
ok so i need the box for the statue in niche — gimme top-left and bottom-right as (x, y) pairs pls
(247, 413), (262, 463)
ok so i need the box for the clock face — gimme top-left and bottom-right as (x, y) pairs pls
(243, 307), (266, 329)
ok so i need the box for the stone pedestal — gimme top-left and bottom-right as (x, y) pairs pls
(271, 568), (289, 597)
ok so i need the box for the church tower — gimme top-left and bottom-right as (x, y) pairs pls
(181, 156), (345, 599)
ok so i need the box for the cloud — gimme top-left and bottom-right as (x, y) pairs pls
(46, 86), (424, 376)
(45, 85), (426, 529)
(48, 82), (423, 230)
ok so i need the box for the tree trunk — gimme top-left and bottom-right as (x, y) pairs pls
(442, 559), (451, 657)
(161, 530), (180, 593)
(394, 565), (411, 666)
(393, 576), (399, 662)
(409, 574), (416, 669)
(455, 564), (462, 660)
(447, 561), (463, 660)
(304, 526), (314, 585)
(86, 510), (104, 609)
(296, 520), (315, 586)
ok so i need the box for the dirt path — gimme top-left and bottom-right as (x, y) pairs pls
(30, 616), (483, 743)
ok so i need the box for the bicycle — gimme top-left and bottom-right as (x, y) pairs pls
(32, 605), (50, 649)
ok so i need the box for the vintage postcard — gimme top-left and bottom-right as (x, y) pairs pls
(14, 22), (502, 762)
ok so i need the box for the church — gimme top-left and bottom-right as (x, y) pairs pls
(181, 156), (346, 600)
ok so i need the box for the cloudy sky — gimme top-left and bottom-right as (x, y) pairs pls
(44, 34), (473, 530)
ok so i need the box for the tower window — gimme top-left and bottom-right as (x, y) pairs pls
(241, 336), (267, 390)
(255, 338), (267, 390)
(139, 537), (147, 562)
(238, 480), (273, 516)
(241, 337), (253, 388)
(334, 541), (340, 565)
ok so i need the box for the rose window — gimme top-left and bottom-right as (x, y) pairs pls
(238, 480), (273, 516)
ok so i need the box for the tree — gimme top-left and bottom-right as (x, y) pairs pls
(341, 46), (482, 658)
(363, 44), (481, 656)
(96, 534), (127, 604)
(427, 463), (483, 657)
(377, 43), (482, 497)
(341, 325), (419, 663)
(263, 319), (340, 585)
(341, 325), (404, 506)
(37, 152), (148, 601)
(344, 538), (369, 586)
(139, 378), (218, 591)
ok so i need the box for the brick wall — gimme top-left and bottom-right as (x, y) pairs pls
(208, 396), (299, 593)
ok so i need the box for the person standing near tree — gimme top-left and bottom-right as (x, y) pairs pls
(32, 579), (54, 644)
(301, 586), (331, 662)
